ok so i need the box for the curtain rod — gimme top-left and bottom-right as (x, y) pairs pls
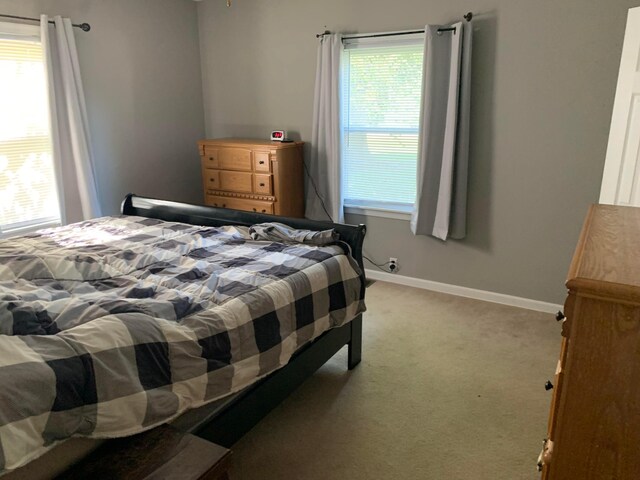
(317, 12), (472, 39)
(0, 13), (91, 32)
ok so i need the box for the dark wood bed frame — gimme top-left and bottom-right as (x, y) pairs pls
(121, 194), (366, 448)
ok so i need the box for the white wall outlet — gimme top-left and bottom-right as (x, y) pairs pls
(389, 257), (398, 273)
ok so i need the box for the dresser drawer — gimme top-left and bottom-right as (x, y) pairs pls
(219, 171), (253, 193)
(230, 197), (274, 214)
(254, 152), (271, 172)
(546, 342), (566, 440)
(205, 195), (274, 214)
(254, 174), (273, 195)
(205, 195), (230, 209)
(203, 169), (219, 190)
(218, 148), (253, 171)
(202, 153), (219, 169)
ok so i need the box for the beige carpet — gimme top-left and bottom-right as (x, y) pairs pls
(232, 281), (561, 480)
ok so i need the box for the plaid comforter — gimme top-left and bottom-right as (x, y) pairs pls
(0, 216), (365, 473)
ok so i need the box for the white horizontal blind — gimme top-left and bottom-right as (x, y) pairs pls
(342, 39), (424, 210)
(0, 34), (60, 233)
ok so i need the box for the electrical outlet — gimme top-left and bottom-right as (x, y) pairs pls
(389, 257), (398, 273)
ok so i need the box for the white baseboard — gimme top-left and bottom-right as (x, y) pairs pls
(365, 269), (563, 314)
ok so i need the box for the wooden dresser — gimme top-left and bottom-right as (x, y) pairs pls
(198, 138), (304, 217)
(540, 204), (640, 479)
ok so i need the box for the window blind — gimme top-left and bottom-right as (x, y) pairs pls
(0, 36), (60, 233)
(341, 39), (424, 210)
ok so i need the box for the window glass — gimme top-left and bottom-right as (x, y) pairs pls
(0, 32), (60, 233)
(342, 40), (424, 210)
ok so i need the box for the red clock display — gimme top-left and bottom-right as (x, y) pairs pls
(271, 130), (286, 141)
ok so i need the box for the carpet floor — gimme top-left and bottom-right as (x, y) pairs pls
(232, 281), (561, 480)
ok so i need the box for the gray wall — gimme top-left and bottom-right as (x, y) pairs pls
(198, 0), (638, 304)
(0, 0), (205, 214)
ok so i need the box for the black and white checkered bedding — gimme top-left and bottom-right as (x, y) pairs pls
(0, 215), (365, 473)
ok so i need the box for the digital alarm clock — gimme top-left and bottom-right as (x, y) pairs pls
(270, 130), (287, 142)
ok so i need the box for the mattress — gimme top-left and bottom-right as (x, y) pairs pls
(0, 215), (365, 474)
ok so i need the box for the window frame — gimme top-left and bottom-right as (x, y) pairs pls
(0, 21), (42, 43)
(341, 32), (424, 220)
(0, 21), (61, 237)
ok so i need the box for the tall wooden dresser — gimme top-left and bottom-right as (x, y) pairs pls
(198, 138), (304, 217)
(540, 204), (640, 479)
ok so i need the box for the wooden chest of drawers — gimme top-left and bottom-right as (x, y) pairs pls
(540, 205), (640, 479)
(198, 138), (304, 217)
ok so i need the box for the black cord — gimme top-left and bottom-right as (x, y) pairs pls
(302, 159), (334, 223)
(303, 157), (399, 274)
(303, 153), (402, 275)
(363, 255), (400, 274)
(363, 255), (390, 269)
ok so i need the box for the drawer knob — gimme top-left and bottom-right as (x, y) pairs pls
(210, 178), (215, 182)
(209, 157), (215, 161)
(253, 208), (257, 212)
(259, 160), (265, 165)
(545, 380), (554, 391)
(222, 204), (226, 208)
(556, 311), (565, 321)
(259, 183), (265, 187)
(262, 209), (266, 213)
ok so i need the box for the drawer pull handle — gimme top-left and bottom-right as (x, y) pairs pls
(544, 380), (554, 391)
(259, 160), (265, 165)
(210, 178), (215, 182)
(261, 209), (266, 213)
(253, 208), (257, 212)
(222, 204), (226, 208)
(209, 157), (215, 161)
(556, 311), (565, 321)
(213, 203), (218, 207)
(259, 183), (265, 187)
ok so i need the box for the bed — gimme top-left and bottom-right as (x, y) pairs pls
(0, 194), (366, 477)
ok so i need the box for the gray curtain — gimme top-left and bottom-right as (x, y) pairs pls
(411, 21), (472, 240)
(305, 34), (344, 223)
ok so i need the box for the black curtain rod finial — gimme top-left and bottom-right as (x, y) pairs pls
(464, 12), (473, 22)
(80, 23), (91, 32)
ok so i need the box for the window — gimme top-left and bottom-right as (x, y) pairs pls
(341, 34), (424, 214)
(0, 23), (60, 235)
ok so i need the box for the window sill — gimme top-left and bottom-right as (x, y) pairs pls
(344, 205), (412, 221)
(1, 220), (61, 239)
